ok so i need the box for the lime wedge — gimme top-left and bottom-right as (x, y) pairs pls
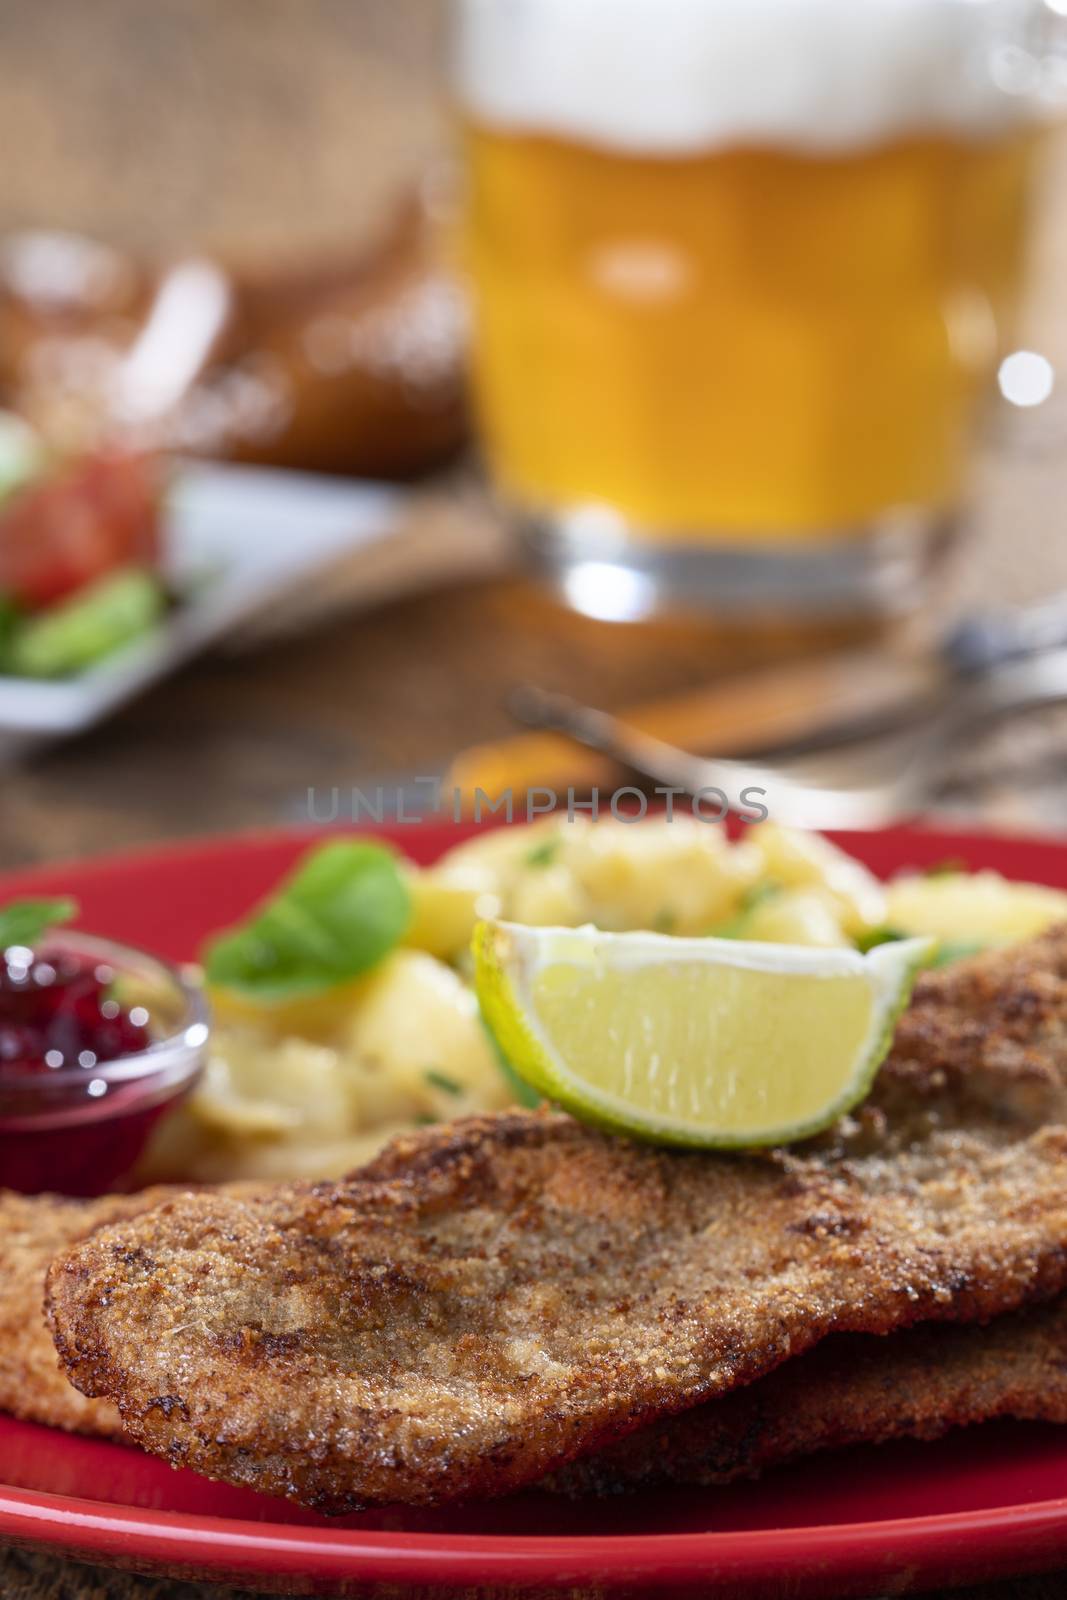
(473, 921), (931, 1148)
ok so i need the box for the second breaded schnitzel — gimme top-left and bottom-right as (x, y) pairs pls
(0, 1183), (260, 1439)
(0, 1189), (161, 1437)
(548, 1296), (1067, 1494)
(44, 931), (1067, 1511)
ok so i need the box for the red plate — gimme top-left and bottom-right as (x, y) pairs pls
(3, 820), (1067, 1598)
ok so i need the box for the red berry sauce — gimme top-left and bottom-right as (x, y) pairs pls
(0, 943), (179, 1196)
(0, 947), (150, 1075)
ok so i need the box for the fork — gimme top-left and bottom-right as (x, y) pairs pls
(509, 647), (1067, 830)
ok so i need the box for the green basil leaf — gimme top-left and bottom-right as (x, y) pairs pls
(203, 840), (411, 1001)
(0, 896), (78, 950)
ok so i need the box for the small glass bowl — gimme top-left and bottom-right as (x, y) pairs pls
(0, 931), (210, 1196)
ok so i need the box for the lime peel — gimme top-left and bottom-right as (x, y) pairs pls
(474, 921), (932, 1149)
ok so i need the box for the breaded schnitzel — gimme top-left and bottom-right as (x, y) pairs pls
(8, 1187), (1067, 1498)
(0, 1183), (259, 1438)
(44, 931), (1067, 1511)
(548, 1296), (1067, 1494)
(0, 1189), (161, 1436)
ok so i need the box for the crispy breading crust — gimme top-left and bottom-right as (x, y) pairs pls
(0, 1190), (168, 1436)
(10, 1192), (1067, 1500)
(547, 1298), (1067, 1494)
(45, 931), (1067, 1512)
(0, 1184), (260, 1438)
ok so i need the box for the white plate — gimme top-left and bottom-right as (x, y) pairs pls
(0, 462), (404, 753)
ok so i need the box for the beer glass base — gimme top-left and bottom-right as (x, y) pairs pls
(518, 505), (957, 623)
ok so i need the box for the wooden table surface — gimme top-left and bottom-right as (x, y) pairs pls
(4, 5), (1067, 1597)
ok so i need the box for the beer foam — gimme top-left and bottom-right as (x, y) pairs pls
(455, 0), (1052, 152)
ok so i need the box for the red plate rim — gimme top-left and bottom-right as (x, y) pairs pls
(4, 816), (1067, 1594)
(0, 1479), (1066, 1584)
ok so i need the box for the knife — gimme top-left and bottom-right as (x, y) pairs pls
(445, 595), (1067, 804)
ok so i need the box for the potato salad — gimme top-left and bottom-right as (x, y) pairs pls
(137, 818), (1067, 1183)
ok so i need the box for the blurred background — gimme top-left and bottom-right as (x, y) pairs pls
(1, 0), (1066, 862)
(0, 0), (444, 256)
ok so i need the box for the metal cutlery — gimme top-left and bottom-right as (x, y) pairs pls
(510, 646), (1067, 830)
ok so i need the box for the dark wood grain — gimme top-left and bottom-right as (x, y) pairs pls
(4, 1540), (1067, 1600)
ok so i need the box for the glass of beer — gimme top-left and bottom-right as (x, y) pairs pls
(453, 0), (1064, 620)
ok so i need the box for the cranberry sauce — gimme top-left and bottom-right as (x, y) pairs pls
(0, 944), (150, 1075)
(0, 941), (192, 1197)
